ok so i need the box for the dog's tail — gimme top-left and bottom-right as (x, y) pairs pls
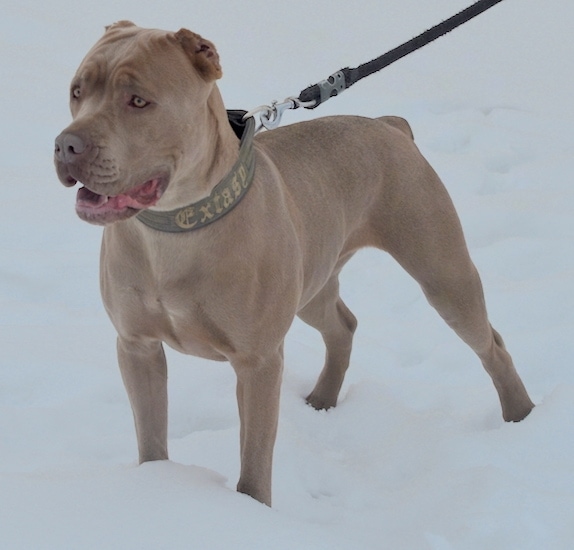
(377, 116), (414, 140)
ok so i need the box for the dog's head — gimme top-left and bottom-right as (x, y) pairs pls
(54, 21), (223, 225)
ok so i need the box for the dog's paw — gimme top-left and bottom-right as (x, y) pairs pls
(305, 392), (337, 411)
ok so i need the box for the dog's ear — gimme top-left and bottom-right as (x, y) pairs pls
(174, 28), (222, 81)
(105, 20), (136, 32)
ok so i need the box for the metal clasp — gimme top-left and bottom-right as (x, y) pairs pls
(244, 97), (316, 132)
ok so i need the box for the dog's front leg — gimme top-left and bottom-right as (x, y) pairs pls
(117, 336), (168, 463)
(232, 349), (284, 507)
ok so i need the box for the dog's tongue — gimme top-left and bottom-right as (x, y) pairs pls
(76, 179), (162, 211)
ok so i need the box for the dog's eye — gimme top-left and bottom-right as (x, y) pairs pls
(71, 86), (81, 99)
(129, 96), (149, 109)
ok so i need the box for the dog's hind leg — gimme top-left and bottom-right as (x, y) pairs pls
(298, 272), (358, 410)
(414, 258), (534, 421)
(372, 156), (534, 421)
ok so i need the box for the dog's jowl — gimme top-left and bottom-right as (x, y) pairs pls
(55, 21), (534, 507)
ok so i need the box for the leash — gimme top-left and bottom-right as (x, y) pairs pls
(246, 0), (505, 130)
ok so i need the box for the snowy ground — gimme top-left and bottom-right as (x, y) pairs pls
(1, 0), (573, 548)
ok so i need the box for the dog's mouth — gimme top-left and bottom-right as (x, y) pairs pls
(75, 177), (168, 225)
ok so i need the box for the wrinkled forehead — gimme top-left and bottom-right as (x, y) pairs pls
(73, 26), (191, 89)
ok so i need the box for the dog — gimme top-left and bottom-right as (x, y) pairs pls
(54, 21), (534, 506)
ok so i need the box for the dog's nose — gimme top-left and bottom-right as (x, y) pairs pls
(54, 132), (89, 163)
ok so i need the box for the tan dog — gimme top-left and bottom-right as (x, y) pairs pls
(54, 21), (534, 506)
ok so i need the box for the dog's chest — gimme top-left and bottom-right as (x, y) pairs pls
(148, 286), (232, 360)
(102, 255), (231, 361)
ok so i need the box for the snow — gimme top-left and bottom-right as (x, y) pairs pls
(1, 0), (573, 548)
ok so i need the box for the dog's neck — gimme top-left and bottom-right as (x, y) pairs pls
(151, 85), (241, 212)
(136, 108), (256, 233)
(202, 86), (243, 188)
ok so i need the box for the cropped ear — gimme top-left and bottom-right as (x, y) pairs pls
(105, 20), (136, 32)
(174, 28), (222, 81)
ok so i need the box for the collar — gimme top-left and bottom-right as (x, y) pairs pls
(136, 111), (256, 232)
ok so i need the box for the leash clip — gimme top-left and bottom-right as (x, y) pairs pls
(260, 99), (296, 130)
(244, 97), (316, 132)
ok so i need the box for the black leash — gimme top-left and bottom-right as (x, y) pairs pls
(298, 0), (505, 109)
